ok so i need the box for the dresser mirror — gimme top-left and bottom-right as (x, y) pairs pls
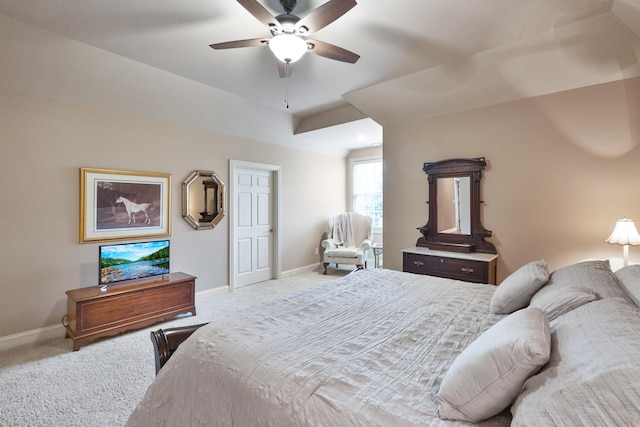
(436, 176), (471, 234)
(182, 170), (225, 230)
(417, 158), (496, 253)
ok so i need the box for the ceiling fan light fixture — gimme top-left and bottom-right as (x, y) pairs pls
(269, 34), (307, 63)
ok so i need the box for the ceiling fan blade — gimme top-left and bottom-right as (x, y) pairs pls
(278, 61), (294, 79)
(209, 38), (270, 50)
(237, 0), (280, 29)
(306, 39), (360, 64)
(296, 0), (357, 35)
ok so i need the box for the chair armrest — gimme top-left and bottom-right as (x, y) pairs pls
(321, 238), (337, 249)
(359, 239), (372, 251)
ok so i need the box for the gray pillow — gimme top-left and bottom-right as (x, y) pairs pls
(490, 259), (549, 314)
(529, 286), (597, 321)
(438, 307), (551, 423)
(615, 264), (640, 307)
(512, 298), (640, 425)
(531, 260), (631, 307)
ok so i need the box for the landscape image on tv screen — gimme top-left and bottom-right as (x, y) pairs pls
(99, 240), (169, 286)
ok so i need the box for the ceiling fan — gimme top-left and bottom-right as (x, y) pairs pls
(210, 0), (360, 78)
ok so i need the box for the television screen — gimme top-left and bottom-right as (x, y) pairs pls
(99, 240), (169, 286)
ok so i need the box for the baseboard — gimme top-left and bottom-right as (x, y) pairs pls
(195, 285), (230, 300)
(0, 286), (226, 351)
(196, 264), (320, 297)
(281, 263), (322, 277)
(0, 324), (65, 352)
(0, 266), (323, 351)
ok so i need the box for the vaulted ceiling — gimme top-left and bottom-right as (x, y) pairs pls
(1, 0), (639, 154)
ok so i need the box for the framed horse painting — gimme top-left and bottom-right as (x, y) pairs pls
(80, 168), (171, 243)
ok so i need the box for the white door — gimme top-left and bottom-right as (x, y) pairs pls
(230, 161), (281, 289)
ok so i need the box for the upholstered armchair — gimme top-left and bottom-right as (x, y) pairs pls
(321, 212), (373, 275)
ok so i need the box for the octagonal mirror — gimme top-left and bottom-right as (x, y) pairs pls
(182, 170), (225, 230)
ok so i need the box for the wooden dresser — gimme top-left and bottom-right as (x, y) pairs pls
(402, 247), (497, 285)
(65, 272), (196, 351)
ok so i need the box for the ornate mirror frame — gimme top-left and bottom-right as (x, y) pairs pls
(182, 170), (225, 230)
(417, 157), (496, 253)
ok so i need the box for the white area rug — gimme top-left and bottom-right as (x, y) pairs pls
(0, 267), (349, 427)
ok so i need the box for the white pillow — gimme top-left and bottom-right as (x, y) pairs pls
(438, 307), (551, 423)
(489, 259), (549, 314)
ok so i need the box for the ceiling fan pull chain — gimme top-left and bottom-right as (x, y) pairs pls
(285, 62), (290, 109)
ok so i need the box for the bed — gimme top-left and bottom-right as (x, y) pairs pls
(127, 261), (640, 426)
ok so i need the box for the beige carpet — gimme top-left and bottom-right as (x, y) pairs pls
(0, 266), (351, 427)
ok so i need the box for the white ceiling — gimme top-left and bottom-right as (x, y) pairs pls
(0, 0), (639, 154)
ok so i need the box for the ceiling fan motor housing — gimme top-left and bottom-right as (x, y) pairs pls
(280, 0), (297, 14)
(273, 13), (302, 35)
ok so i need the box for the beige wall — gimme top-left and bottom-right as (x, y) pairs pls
(0, 85), (346, 337)
(384, 77), (640, 281)
(3, 12), (639, 342)
(4, 70), (639, 341)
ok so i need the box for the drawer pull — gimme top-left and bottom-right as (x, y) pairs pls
(413, 260), (425, 267)
(461, 267), (475, 274)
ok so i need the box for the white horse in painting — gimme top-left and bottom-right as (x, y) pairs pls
(115, 196), (152, 225)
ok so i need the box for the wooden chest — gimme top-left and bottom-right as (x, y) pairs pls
(65, 272), (196, 350)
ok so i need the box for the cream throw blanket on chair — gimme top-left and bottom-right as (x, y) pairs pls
(333, 213), (354, 247)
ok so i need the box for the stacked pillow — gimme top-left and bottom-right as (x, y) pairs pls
(615, 264), (640, 307)
(438, 259), (634, 422)
(438, 307), (550, 422)
(531, 259), (629, 302)
(437, 259), (553, 422)
(529, 285), (597, 321)
(511, 297), (640, 425)
(490, 259), (630, 321)
(489, 259), (549, 314)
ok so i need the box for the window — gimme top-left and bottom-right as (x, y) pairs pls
(350, 157), (383, 230)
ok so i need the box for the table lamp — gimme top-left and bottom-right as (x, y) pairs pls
(605, 218), (640, 267)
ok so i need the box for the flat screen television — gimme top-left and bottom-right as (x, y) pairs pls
(99, 239), (170, 287)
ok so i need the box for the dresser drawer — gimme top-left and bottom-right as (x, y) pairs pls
(403, 252), (496, 284)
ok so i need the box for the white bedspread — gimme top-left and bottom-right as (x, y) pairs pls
(127, 269), (509, 426)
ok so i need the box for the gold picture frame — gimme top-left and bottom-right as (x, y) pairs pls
(80, 168), (171, 243)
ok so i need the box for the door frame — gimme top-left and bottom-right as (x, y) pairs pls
(229, 160), (282, 292)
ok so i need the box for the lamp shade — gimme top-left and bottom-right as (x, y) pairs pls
(268, 34), (307, 63)
(605, 218), (640, 246)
